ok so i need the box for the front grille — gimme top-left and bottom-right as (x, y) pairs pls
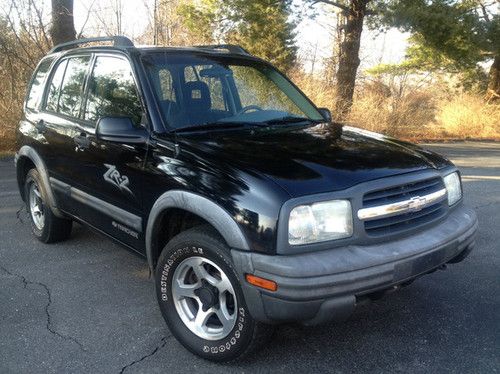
(362, 177), (448, 236)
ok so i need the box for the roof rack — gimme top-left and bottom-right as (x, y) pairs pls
(49, 36), (134, 54)
(193, 44), (251, 55)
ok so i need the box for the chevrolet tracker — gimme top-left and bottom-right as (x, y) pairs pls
(15, 36), (478, 361)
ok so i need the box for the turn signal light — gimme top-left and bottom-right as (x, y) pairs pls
(245, 274), (278, 292)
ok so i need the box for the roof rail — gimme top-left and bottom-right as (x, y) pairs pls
(193, 44), (251, 55)
(49, 36), (134, 54)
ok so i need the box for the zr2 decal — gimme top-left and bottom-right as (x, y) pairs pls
(104, 164), (132, 194)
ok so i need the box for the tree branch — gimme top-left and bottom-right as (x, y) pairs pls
(32, 1), (51, 50)
(77, 0), (97, 38)
(478, 1), (491, 23)
(310, 0), (350, 14)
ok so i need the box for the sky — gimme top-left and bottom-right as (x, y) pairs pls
(295, 6), (409, 72)
(69, 0), (410, 73)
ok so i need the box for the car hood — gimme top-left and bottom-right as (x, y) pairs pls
(170, 123), (452, 197)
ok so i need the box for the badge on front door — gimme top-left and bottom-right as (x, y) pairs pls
(103, 164), (132, 194)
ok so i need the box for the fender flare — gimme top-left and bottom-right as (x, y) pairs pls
(145, 190), (250, 270)
(16, 145), (64, 218)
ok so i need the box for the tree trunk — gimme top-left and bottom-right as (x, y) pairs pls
(334, 0), (369, 120)
(50, 0), (76, 46)
(486, 55), (500, 102)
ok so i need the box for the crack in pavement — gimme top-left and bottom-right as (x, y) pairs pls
(119, 335), (173, 374)
(0, 264), (86, 351)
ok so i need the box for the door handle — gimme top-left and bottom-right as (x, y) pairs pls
(74, 133), (90, 150)
(35, 120), (46, 134)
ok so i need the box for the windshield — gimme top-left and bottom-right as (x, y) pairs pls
(143, 52), (324, 131)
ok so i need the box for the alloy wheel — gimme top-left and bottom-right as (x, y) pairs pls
(172, 256), (237, 341)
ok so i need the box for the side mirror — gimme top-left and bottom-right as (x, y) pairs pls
(318, 107), (332, 123)
(96, 117), (148, 144)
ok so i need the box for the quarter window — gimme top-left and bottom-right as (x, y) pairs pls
(85, 56), (142, 125)
(26, 58), (54, 110)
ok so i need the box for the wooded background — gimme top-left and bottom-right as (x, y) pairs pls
(0, 0), (499, 154)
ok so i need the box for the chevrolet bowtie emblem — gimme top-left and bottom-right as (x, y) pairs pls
(407, 196), (427, 212)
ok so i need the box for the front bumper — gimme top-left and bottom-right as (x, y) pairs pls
(231, 205), (478, 325)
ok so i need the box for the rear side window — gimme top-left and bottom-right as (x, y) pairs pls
(45, 59), (68, 113)
(26, 58), (54, 110)
(85, 56), (142, 125)
(58, 56), (91, 117)
(45, 56), (90, 117)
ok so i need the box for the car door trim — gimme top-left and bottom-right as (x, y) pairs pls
(50, 177), (142, 232)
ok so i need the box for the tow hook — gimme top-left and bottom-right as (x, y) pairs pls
(367, 284), (401, 301)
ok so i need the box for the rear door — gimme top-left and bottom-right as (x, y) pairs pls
(39, 54), (92, 213)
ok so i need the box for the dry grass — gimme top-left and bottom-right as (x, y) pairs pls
(0, 116), (17, 152)
(294, 73), (500, 141)
(434, 94), (500, 139)
(289, 71), (337, 110)
(347, 87), (437, 138)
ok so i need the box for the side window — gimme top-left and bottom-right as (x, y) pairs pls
(45, 59), (68, 113)
(26, 58), (54, 110)
(58, 56), (91, 117)
(85, 56), (142, 126)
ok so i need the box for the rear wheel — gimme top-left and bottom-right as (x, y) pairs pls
(24, 169), (72, 243)
(155, 226), (272, 361)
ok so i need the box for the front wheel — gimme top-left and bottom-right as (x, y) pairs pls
(155, 226), (272, 361)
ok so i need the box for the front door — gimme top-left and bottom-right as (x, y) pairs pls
(70, 54), (148, 250)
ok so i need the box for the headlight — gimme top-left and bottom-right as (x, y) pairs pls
(443, 172), (462, 205)
(288, 200), (352, 245)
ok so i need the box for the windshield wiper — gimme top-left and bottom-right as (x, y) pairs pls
(264, 116), (319, 125)
(169, 117), (318, 133)
(169, 121), (266, 133)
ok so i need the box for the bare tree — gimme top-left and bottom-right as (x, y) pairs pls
(50, 0), (76, 45)
(0, 0), (52, 151)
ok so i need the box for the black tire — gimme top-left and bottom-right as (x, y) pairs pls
(24, 168), (72, 243)
(155, 226), (272, 362)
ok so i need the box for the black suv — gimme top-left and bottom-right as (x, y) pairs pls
(16, 36), (478, 361)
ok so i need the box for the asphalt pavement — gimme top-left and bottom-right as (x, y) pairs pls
(0, 142), (499, 373)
